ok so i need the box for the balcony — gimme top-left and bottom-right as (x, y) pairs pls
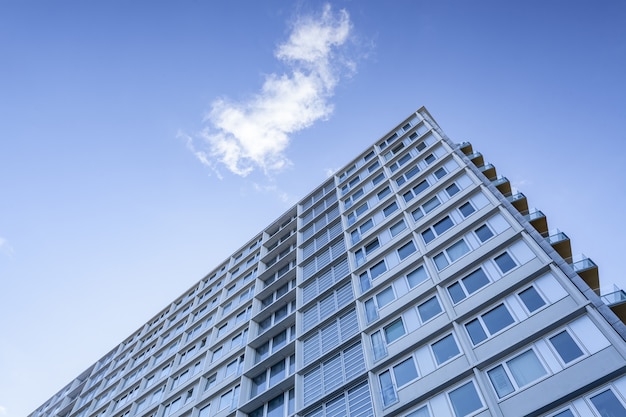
(571, 256), (600, 293)
(491, 176), (512, 196)
(543, 229), (572, 261)
(601, 289), (626, 324)
(467, 152), (484, 167)
(458, 141), (473, 155)
(506, 192), (529, 214)
(524, 209), (548, 235)
(479, 163), (496, 181)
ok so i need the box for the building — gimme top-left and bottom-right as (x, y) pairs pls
(30, 107), (626, 417)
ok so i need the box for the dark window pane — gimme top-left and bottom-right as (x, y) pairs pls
(406, 266), (428, 288)
(590, 390), (626, 417)
(448, 282), (466, 304)
(462, 269), (490, 294)
(475, 225), (494, 242)
(549, 331), (584, 363)
(414, 180), (429, 195)
(459, 202), (475, 217)
(482, 304), (515, 335)
(370, 261), (387, 279)
(494, 252), (517, 273)
(422, 229), (436, 244)
(446, 183), (460, 196)
(466, 319), (488, 345)
(431, 334), (460, 364)
(393, 358), (419, 386)
(433, 216), (454, 235)
(449, 381), (482, 417)
(518, 286), (546, 312)
(418, 296), (442, 322)
(398, 241), (417, 260)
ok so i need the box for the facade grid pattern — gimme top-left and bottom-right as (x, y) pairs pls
(31, 107), (626, 417)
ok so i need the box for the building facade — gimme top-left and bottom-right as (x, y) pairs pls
(31, 107), (626, 417)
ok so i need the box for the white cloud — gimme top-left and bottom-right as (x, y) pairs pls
(0, 237), (13, 257)
(192, 4), (354, 177)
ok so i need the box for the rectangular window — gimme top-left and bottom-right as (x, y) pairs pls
(384, 318), (406, 344)
(487, 349), (546, 398)
(494, 252), (517, 273)
(590, 389), (626, 416)
(458, 201), (475, 217)
(447, 268), (490, 304)
(398, 241), (417, 260)
(518, 286), (546, 313)
(406, 265), (428, 288)
(448, 381), (483, 417)
(417, 296), (442, 323)
(431, 334), (460, 365)
(434, 239), (470, 270)
(549, 331), (584, 364)
(466, 303), (515, 345)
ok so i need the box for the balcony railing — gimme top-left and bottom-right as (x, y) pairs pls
(601, 290), (626, 306)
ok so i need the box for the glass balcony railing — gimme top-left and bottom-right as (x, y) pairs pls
(546, 231), (569, 245)
(572, 257), (597, 273)
(525, 210), (545, 222)
(492, 176), (509, 187)
(507, 192), (526, 204)
(602, 290), (626, 306)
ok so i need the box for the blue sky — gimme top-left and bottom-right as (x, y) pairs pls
(1, 1), (625, 415)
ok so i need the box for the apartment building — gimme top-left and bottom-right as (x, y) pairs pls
(30, 107), (626, 417)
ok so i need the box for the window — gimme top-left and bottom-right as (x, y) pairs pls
(417, 296), (442, 323)
(518, 286), (546, 313)
(448, 381), (483, 417)
(377, 286), (395, 307)
(251, 355), (295, 397)
(474, 224), (494, 242)
(433, 167), (447, 179)
(249, 389), (295, 417)
(412, 196), (440, 222)
(433, 239), (470, 270)
(445, 183), (460, 197)
(424, 153), (436, 164)
(384, 318), (406, 343)
(255, 327), (295, 363)
(466, 303), (515, 345)
(379, 357), (419, 407)
(447, 268), (490, 304)
(406, 405), (430, 417)
(494, 252), (517, 273)
(487, 349), (546, 398)
(549, 331), (584, 364)
(431, 334), (460, 365)
(218, 385), (240, 411)
(383, 201), (398, 217)
(458, 201), (475, 217)
(390, 220), (407, 237)
(378, 186), (391, 200)
(359, 260), (387, 292)
(550, 410), (575, 417)
(396, 165), (420, 186)
(406, 265), (429, 288)
(365, 286), (396, 323)
(589, 389), (626, 417)
(422, 216), (454, 244)
(398, 241), (417, 260)
(403, 180), (430, 202)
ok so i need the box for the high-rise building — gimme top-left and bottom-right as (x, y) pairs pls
(31, 107), (626, 417)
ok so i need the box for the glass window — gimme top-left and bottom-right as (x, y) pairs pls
(446, 183), (460, 197)
(431, 334), (460, 365)
(383, 202), (398, 217)
(394, 357), (418, 386)
(406, 405), (430, 417)
(549, 331), (583, 363)
(463, 268), (490, 294)
(422, 229), (436, 244)
(507, 349), (546, 387)
(433, 216), (454, 235)
(448, 282), (466, 304)
(482, 304), (515, 335)
(551, 410), (575, 417)
(424, 154), (436, 164)
(398, 241), (417, 260)
(448, 381), (483, 417)
(474, 225), (494, 242)
(590, 389), (626, 417)
(370, 260), (387, 279)
(379, 370), (397, 406)
(488, 365), (514, 398)
(418, 296), (442, 323)
(365, 299), (378, 323)
(465, 319), (488, 345)
(390, 220), (407, 236)
(518, 286), (546, 313)
(459, 201), (475, 217)
(423, 196), (440, 213)
(384, 319), (406, 343)
(447, 240), (470, 262)
(406, 266), (428, 288)
(434, 167), (447, 179)
(494, 252), (517, 273)
(376, 287), (395, 308)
